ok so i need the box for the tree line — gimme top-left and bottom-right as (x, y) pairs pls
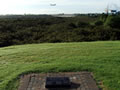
(0, 15), (120, 47)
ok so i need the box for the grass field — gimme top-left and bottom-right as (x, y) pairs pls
(0, 41), (120, 90)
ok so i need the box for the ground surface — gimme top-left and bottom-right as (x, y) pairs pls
(18, 72), (99, 90)
(0, 41), (120, 90)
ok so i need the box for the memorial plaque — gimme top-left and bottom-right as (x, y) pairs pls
(45, 77), (71, 88)
(18, 72), (99, 90)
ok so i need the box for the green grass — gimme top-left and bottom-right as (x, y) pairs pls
(0, 41), (120, 90)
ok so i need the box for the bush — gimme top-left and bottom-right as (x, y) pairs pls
(77, 21), (90, 28)
(94, 20), (103, 26)
(0, 15), (120, 47)
(105, 15), (120, 29)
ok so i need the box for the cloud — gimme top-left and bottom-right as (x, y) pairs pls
(0, 0), (120, 14)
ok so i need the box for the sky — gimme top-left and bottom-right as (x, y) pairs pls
(0, 0), (120, 14)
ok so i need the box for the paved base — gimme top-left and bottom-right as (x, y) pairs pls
(18, 72), (99, 90)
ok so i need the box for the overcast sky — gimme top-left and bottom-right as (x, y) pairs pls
(0, 0), (120, 14)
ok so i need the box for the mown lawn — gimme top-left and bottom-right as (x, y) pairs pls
(0, 41), (120, 90)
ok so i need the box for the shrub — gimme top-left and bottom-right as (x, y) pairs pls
(105, 15), (120, 29)
(94, 20), (103, 26)
(77, 21), (90, 28)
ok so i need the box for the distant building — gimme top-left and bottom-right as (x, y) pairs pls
(111, 10), (117, 13)
(111, 10), (117, 14)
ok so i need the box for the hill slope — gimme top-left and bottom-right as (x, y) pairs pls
(0, 41), (120, 90)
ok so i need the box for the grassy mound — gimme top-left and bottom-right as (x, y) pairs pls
(0, 41), (120, 90)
